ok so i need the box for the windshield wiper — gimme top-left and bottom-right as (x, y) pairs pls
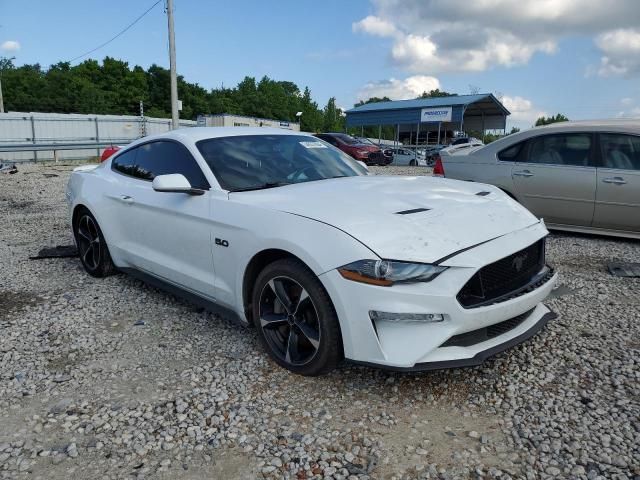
(229, 181), (291, 192)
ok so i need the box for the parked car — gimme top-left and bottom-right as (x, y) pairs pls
(100, 145), (121, 162)
(67, 127), (557, 375)
(423, 144), (447, 166)
(390, 147), (426, 166)
(439, 120), (640, 239)
(450, 136), (484, 147)
(314, 133), (391, 166)
(354, 136), (394, 164)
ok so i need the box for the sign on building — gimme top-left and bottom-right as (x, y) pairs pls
(420, 106), (452, 123)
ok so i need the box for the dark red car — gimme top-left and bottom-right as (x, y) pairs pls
(314, 133), (391, 166)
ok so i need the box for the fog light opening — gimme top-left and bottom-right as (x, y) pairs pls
(369, 311), (445, 323)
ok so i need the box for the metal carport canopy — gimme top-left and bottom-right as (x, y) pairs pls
(345, 93), (510, 131)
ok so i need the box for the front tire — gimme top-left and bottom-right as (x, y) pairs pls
(73, 209), (115, 278)
(252, 259), (342, 376)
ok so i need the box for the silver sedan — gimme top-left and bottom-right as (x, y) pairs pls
(439, 120), (640, 239)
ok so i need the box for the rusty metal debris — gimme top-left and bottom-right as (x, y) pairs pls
(29, 245), (78, 260)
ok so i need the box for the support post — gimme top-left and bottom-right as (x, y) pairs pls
(94, 117), (100, 158)
(378, 125), (381, 145)
(481, 112), (485, 143)
(30, 115), (38, 162)
(437, 122), (441, 145)
(0, 76), (4, 113)
(167, 0), (179, 130)
(416, 122), (420, 146)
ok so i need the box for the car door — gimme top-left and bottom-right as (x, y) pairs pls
(511, 132), (596, 226)
(592, 132), (640, 232)
(112, 140), (216, 297)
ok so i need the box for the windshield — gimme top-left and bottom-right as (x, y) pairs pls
(332, 133), (360, 145)
(355, 137), (375, 146)
(196, 134), (365, 191)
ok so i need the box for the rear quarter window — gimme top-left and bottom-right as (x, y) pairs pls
(497, 142), (525, 161)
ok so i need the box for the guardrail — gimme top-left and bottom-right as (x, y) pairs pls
(0, 141), (131, 153)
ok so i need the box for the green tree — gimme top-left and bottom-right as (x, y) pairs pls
(354, 96), (391, 107)
(419, 89), (457, 98)
(299, 86), (323, 132)
(322, 97), (342, 132)
(535, 114), (569, 126)
(0, 56), (335, 130)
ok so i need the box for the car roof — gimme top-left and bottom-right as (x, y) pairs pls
(126, 127), (313, 148)
(524, 119), (640, 133)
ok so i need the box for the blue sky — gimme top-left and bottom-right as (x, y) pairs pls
(2, 0), (640, 129)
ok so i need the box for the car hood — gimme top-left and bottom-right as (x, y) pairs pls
(230, 176), (539, 263)
(352, 144), (380, 152)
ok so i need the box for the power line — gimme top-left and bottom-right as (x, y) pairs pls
(68, 0), (162, 63)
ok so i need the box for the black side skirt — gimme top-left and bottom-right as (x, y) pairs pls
(119, 267), (245, 326)
(347, 309), (556, 373)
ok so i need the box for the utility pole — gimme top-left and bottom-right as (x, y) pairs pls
(0, 75), (4, 113)
(166, 0), (179, 129)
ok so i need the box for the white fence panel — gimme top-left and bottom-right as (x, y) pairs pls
(0, 112), (197, 163)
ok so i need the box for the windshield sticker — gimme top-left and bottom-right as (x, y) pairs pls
(299, 141), (328, 149)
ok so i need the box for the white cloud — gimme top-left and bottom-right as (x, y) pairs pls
(352, 15), (397, 37)
(502, 95), (547, 129)
(1, 40), (20, 52)
(357, 75), (441, 101)
(354, 0), (640, 74)
(620, 97), (634, 106)
(616, 107), (640, 118)
(595, 29), (640, 76)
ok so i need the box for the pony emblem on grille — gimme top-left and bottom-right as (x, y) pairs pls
(512, 253), (529, 272)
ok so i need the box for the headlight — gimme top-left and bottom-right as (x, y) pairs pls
(338, 259), (447, 286)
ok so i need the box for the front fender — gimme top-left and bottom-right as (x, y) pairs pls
(209, 200), (377, 320)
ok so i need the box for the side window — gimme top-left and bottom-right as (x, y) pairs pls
(526, 134), (593, 167)
(135, 141), (210, 188)
(599, 133), (640, 171)
(497, 141), (525, 162)
(111, 148), (139, 176)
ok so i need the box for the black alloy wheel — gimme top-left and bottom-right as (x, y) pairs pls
(253, 259), (342, 375)
(73, 210), (114, 277)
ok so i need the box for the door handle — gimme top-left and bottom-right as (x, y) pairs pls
(513, 170), (534, 177)
(119, 195), (134, 204)
(602, 177), (627, 185)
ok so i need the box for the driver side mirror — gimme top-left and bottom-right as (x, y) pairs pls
(152, 174), (205, 195)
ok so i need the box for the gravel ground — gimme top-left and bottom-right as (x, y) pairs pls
(0, 162), (638, 480)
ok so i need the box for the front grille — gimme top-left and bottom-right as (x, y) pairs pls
(440, 308), (534, 348)
(368, 151), (386, 162)
(457, 239), (547, 308)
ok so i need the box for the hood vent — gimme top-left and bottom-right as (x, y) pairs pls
(476, 191), (491, 196)
(396, 207), (430, 215)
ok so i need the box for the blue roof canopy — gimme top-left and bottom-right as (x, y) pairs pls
(345, 93), (510, 130)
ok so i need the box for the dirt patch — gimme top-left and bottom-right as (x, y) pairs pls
(0, 290), (41, 320)
(376, 404), (509, 478)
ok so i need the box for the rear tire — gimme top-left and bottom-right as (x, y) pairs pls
(252, 259), (342, 376)
(409, 160), (417, 166)
(73, 209), (115, 278)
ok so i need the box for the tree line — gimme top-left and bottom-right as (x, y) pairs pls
(0, 56), (568, 138)
(0, 56), (344, 133)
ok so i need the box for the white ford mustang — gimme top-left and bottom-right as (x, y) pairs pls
(67, 127), (558, 375)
